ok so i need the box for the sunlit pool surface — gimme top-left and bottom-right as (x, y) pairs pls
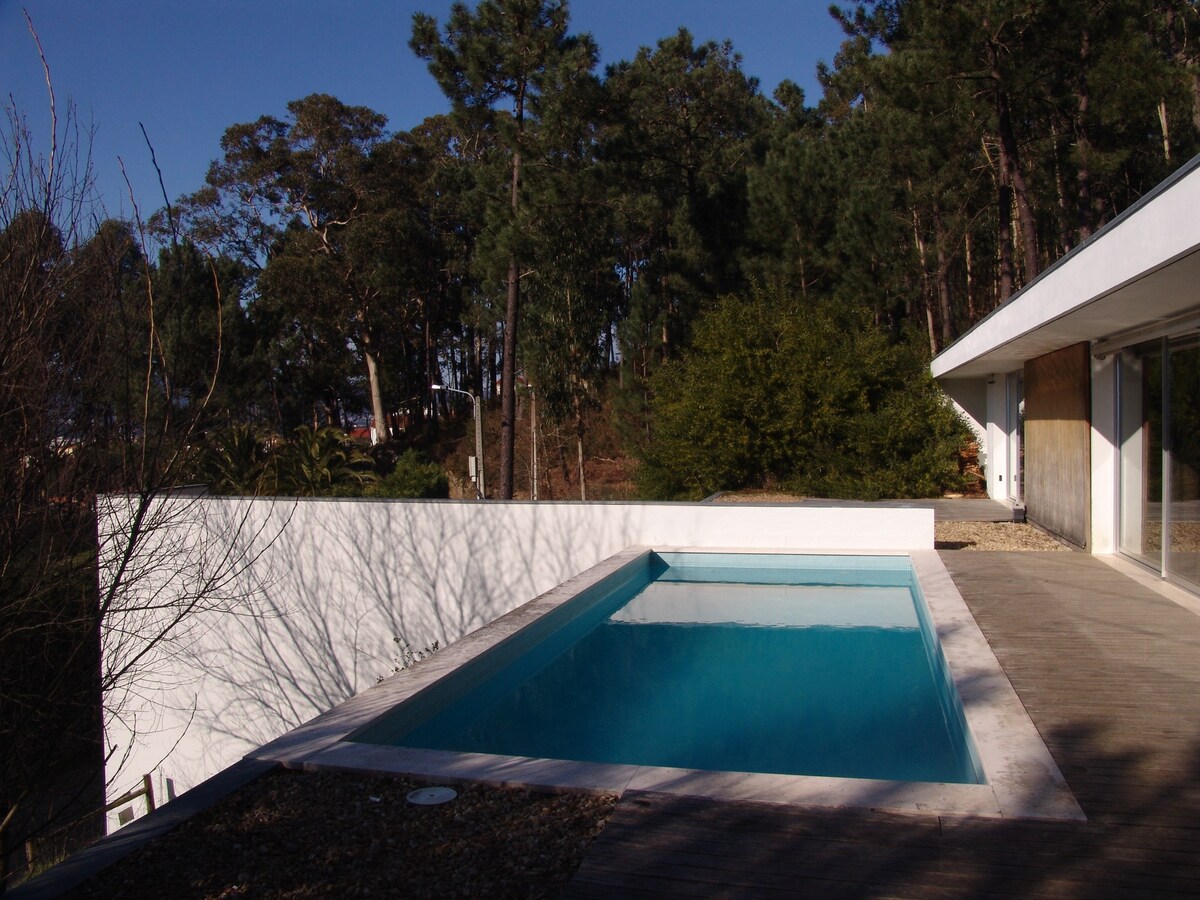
(351, 552), (984, 785)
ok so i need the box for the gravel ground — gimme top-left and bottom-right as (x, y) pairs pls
(67, 770), (616, 900)
(935, 520), (1070, 551)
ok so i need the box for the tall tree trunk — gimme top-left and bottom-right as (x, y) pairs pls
(500, 255), (519, 499)
(934, 211), (954, 349)
(989, 40), (1040, 284)
(489, 335), (499, 402)
(469, 327), (481, 399)
(964, 230), (977, 323)
(576, 433), (587, 501)
(423, 305), (437, 437)
(363, 340), (386, 445)
(1050, 119), (1074, 255)
(1161, 3), (1200, 144)
(1075, 26), (1095, 244)
(573, 393), (587, 501)
(1192, 69), (1200, 141)
(998, 101), (1039, 282)
(997, 160), (1015, 303)
(1158, 97), (1172, 162)
(499, 85), (524, 498)
(910, 205), (937, 355)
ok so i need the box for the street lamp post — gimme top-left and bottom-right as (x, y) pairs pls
(432, 384), (485, 499)
(529, 385), (538, 501)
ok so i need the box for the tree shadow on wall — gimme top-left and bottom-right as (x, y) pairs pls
(187, 499), (643, 759)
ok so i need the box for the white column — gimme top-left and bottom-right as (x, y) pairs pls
(985, 376), (1010, 501)
(1090, 353), (1119, 553)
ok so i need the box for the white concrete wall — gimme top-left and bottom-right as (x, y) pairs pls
(983, 377), (1005, 501)
(1090, 354), (1118, 554)
(934, 377), (1001, 499)
(942, 378), (987, 444)
(941, 374), (1018, 503)
(98, 496), (932, 824)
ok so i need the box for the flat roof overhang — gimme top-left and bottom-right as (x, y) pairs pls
(932, 155), (1200, 381)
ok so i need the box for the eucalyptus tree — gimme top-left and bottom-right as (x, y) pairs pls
(253, 222), (366, 429)
(377, 116), (488, 430)
(180, 94), (397, 440)
(411, 0), (600, 498)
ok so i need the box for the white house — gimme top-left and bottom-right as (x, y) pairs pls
(932, 154), (1200, 592)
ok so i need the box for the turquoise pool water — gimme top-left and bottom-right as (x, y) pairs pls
(352, 552), (984, 785)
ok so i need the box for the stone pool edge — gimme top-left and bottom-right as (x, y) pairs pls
(247, 545), (1085, 822)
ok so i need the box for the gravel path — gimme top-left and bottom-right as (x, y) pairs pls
(67, 770), (616, 900)
(935, 520), (1070, 551)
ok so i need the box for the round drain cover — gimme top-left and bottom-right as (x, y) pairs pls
(407, 786), (457, 806)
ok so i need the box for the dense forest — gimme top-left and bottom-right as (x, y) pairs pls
(4, 0), (1200, 878)
(10, 0), (1200, 506)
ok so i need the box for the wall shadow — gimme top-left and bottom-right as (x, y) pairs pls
(172, 499), (643, 788)
(566, 723), (1200, 898)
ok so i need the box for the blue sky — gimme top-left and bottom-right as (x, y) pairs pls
(1, 0), (848, 225)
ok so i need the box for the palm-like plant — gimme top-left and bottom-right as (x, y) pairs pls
(273, 426), (375, 496)
(198, 425), (276, 495)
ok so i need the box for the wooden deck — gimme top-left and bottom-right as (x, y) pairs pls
(566, 552), (1200, 898)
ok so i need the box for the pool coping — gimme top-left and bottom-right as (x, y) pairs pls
(247, 546), (1085, 822)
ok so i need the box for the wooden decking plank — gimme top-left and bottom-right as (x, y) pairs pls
(566, 552), (1200, 897)
(583, 812), (1189, 893)
(571, 852), (1013, 898)
(570, 859), (1121, 900)
(592, 819), (1198, 887)
(574, 820), (1199, 898)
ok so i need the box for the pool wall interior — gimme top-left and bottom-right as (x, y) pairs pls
(349, 551), (986, 787)
(250, 546), (1085, 821)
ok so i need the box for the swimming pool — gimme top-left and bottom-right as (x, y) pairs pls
(351, 552), (984, 785)
(253, 546), (1083, 820)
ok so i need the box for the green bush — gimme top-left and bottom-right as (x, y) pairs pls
(366, 449), (449, 499)
(637, 284), (970, 500)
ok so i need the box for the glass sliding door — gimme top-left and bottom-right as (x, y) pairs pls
(1118, 344), (1163, 568)
(1167, 339), (1200, 589)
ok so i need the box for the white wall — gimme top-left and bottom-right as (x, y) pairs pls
(940, 375), (1019, 503)
(1090, 354), (1118, 553)
(942, 378), (987, 443)
(936, 377), (1000, 499)
(985, 376), (1010, 501)
(98, 496), (932, 825)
